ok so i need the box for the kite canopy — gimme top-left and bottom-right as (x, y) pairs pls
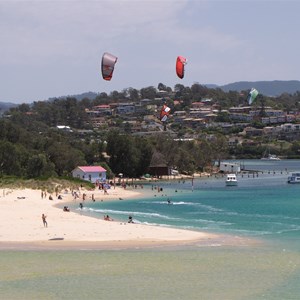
(101, 52), (118, 81)
(176, 56), (187, 79)
(160, 104), (171, 122)
(247, 88), (259, 105)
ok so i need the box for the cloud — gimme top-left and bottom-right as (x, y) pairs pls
(0, 1), (191, 64)
(1, 0), (242, 64)
(2, 0), (298, 102)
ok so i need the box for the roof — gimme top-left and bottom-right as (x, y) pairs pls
(94, 105), (111, 109)
(77, 166), (107, 173)
(149, 151), (168, 168)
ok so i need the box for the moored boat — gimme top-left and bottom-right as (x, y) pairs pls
(261, 154), (281, 161)
(226, 174), (238, 186)
(287, 172), (300, 184)
(261, 147), (281, 160)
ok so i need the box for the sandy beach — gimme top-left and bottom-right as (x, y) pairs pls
(0, 186), (235, 250)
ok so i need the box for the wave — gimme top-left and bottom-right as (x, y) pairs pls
(141, 200), (227, 213)
(274, 228), (300, 234)
(185, 206), (300, 223)
(193, 219), (233, 226)
(87, 207), (182, 221)
(216, 211), (300, 221)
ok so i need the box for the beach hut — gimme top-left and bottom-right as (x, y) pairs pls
(72, 166), (107, 183)
(148, 151), (171, 177)
(219, 162), (241, 173)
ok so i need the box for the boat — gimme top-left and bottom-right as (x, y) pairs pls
(287, 172), (300, 184)
(261, 154), (281, 161)
(226, 174), (238, 186)
(261, 147), (281, 160)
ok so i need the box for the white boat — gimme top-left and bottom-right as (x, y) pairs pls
(287, 172), (300, 184)
(261, 154), (281, 161)
(261, 148), (281, 161)
(226, 174), (238, 186)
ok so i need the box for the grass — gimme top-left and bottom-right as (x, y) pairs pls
(0, 176), (95, 193)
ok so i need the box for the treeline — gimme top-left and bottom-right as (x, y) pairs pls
(0, 116), (228, 178)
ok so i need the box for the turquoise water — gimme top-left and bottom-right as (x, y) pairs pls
(1, 160), (300, 299)
(80, 160), (300, 251)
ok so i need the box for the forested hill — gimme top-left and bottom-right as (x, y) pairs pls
(216, 80), (300, 96)
(0, 102), (17, 114)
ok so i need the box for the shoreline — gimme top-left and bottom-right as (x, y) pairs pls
(0, 186), (258, 250)
(0, 234), (258, 251)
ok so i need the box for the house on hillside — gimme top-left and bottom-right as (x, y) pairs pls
(57, 125), (72, 132)
(72, 166), (107, 183)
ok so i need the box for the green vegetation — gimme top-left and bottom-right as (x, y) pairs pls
(1, 83), (300, 180)
(0, 176), (94, 192)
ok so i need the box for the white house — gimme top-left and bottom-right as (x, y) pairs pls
(72, 166), (107, 183)
(219, 162), (241, 173)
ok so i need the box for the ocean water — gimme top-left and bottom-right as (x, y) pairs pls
(1, 160), (300, 299)
(80, 160), (300, 250)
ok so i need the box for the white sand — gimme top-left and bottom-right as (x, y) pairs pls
(0, 187), (222, 249)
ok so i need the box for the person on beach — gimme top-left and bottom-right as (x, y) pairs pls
(42, 214), (47, 227)
(128, 215), (134, 223)
(79, 203), (83, 209)
(104, 215), (113, 221)
(63, 206), (70, 212)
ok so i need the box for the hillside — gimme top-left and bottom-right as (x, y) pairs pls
(217, 80), (300, 96)
(48, 91), (99, 101)
(0, 102), (17, 114)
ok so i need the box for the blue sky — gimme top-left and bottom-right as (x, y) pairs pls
(1, 0), (300, 104)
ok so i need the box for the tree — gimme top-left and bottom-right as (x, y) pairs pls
(174, 84), (185, 94)
(26, 154), (56, 178)
(134, 137), (153, 176)
(140, 86), (157, 99)
(128, 88), (140, 101)
(210, 134), (229, 167)
(106, 131), (153, 177)
(191, 83), (209, 100)
(47, 142), (86, 176)
(187, 139), (213, 172)
(0, 141), (28, 176)
(158, 83), (167, 91)
(176, 148), (195, 175)
(106, 132), (137, 177)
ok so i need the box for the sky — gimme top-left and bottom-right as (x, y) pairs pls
(1, 0), (300, 104)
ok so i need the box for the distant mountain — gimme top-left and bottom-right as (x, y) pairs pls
(216, 80), (300, 96)
(204, 84), (218, 89)
(47, 81), (300, 102)
(0, 102), (17, 114)
(48, 91), (99, 101)
(4, 81), (299, 107)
